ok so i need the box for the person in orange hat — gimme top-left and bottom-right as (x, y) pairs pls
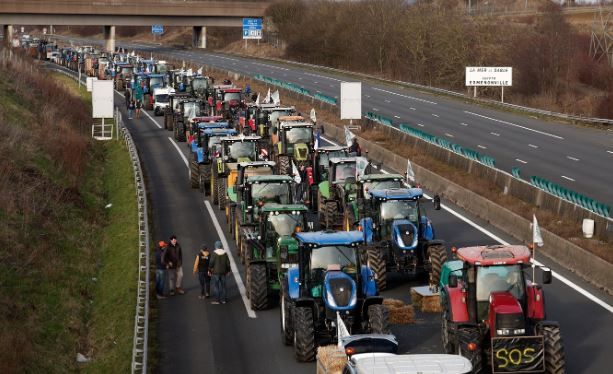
(155, 240), (168, 299)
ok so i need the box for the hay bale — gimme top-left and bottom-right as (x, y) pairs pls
(410, 287), (442, 313)
(316, 345), (346, 374)
(383, 298), (405, 308)
(383, 298), (415, 324)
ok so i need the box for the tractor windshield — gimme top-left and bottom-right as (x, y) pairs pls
(285, 127), (312, 145)
(363, 180), (403, 198)
(224, 92), (241, 102)
(268, 213), (303, 236)
(192, 78), (208, 91)
(155, 94), (169, 104)
(183, 102), (201, 119)
(310, 246), (358, 275)
(333, 163), (356, 183)
(380, 200), (418, 222)
(207, 136), (224, 152)
(227, 142), (256, 161)
(476, 265), (525, 302)
(269, 110), (293, 125)
(150, 76), (164, 88)
(251, 183), (291, 204)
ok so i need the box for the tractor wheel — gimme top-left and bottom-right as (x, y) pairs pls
(175, 121), (186, 142)
(248, 263), (269, 311)
(343, 208), (352, 231)
(280, 278), (294, 345)
(278, 155), (290, 175)
(218, 178), (227, 210)
(317, 191), (325, 222)
(189, 161), (200, 189)
(428, 244), (448, 292)
(164, 113), (169, 130)
(540, 325), (566, 374)
(367, 247), (387, 292)
(324, 201), (337, 229)
(167, 116), (174, 131)
(234, 213), (241, 247)
(201, 166), (211, 195)
(293, 307), (315, 362)
(227, 206), (234, 234)
(441, 309), (455, 353)
(367, 304), (390, 334)
(457, 326), (484, 374)
(240, 239), (249, 265)
(210, 172), (218, 204)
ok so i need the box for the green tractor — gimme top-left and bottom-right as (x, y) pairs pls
(209, 135), (262, 210)
(233, 174), (296, 261)
(244, 203), (310, 310)
(173, 98), (205, 142)
(305, 145), (349, 210)
(271, 117), (314, 175)
(164, 92), (191, 131)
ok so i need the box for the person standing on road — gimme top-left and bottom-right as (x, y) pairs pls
(135, 99), (143, 119)
(155, 241), (168, 299)
(125, 89), (131, 110)
(209, 240), (231, 304)
(166, 235), (185, 296)
(193, 245), (211, 299)
(348, 137), (362, 156)
(128, 99), (135, 120)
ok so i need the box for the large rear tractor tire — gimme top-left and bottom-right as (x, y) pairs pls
(189, 161), (200, 189)
(457, 327), (484, 374)
(248, 263), (269, 311)
(540, 325), (566, 374)
(367, 247), (387, 292)
(324, 201), (338, 229)
(218, 178), (227, 210)
(201, 166), (211, 195)
(280, 278), (294, 346)
(293, 307), (315, 362)
(441, 309), (455, 353)
(278, 155), (290, 175)
(367, 304), (390, 334)
(428, 244), (448, 292)
(175, 121), (186, 142)
(210, 172), (218, 204)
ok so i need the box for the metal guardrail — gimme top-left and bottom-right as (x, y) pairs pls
(116, 108), (150, 374)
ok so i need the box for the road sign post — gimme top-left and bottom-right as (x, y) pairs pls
(465, 67), (512, 103)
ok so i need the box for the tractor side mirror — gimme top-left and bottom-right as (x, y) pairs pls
(541, 267), (552, 284)
(448, 274), (458, 288)
(433, 195), (441, 210)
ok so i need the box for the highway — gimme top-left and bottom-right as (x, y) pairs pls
(47, 42), (613, 373)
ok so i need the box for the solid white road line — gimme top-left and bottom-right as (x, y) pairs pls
(561, 175), (576, 182)
(204, 200), (257, 319)
(465, 111), (564, 140)
(319, 134), (613, 313)
(566, 156), (580, 162)
(372, 87), (438, 105)
(528, 144), (539, 149)
(165, 137), (256, 318)
(515, 159), (528, 164)
(143, 109), (162, 129)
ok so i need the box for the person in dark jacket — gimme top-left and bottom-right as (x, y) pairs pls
(348, 137), (361, 156)
(155, 241), (168, 299)
(166, 235), (185, 295)
(193, 245), (211, 299)
(209, 240), (231, 304)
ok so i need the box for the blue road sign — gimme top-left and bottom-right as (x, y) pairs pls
(151, 25), (164, 35)
(242, 18), (262, 40)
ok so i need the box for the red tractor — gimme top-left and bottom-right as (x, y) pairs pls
(438, 245), (565, 373)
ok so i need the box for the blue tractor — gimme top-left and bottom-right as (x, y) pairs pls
(358, 188), (446, 291)
(281, 231), (389, 362)
(188, 125), (236, 193)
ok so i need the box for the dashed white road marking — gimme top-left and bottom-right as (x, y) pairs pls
(303, 72), (342, 82)
(477, 145), (487, 149)
(365, 95), (371, 98)
(385, 100), (391, 103)
(251, 61), (289, 71)
(490, 132), (500, 137)
(444, 133), (454, 138)
(528, 144), (539, 149)
(432, 114), (439, 118)
(607, 150), (613, 154)
(566, 156), (580, 162)
(372, 87), (438, 105)
(465, 111), (564, 140)
(314, 81), (318, 84)
(410, 107), (416, 111)
(394, 115), (401, 119)
(372, 108), (379, 112)
(561, 175), (576, 182)
(515, 159), (528, 164)
(460, 122), (468, 126)
(417, 123), (424, 127)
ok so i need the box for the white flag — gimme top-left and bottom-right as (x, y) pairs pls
(337, 312), (350, 348)
(197, 67), (203, 75)
(187, 68), (193, 76)
(310, 108), (317, 123)
(344, 126), (355, 147)
(406, 159), (415, 183)
(272, 90), (280, 105)
(292, 160), (302, 184)
(255, 93), (261, 105)
(533, 215), (544, 247)
(356, 157), (369, 179)
(264, 88), (271, 103)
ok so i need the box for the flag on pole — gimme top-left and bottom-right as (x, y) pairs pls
(406, 159), (415, 183)
(336, 312), (350, 349)
(187, 68), (193, 76)
(310, 108), (317, 123)
(255, 93), (261, 105)
(197, 67), (203, 75)
(344, 125), (355, 147)
(264, 88), (271, 103)
(314, 129), (321, 150)
(533, 215), (544, 247)
(292, 160), (302, 184)
(272, 90), (280, 105)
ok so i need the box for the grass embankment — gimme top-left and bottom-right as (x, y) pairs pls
(0, 51), (137, 373)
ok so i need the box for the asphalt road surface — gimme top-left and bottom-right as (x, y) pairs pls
(60, 35), (613, 207)
(48, 54), (613, 373)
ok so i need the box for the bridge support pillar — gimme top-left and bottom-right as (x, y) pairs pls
(3, 25), (14, 47)
(193, 26), (207, 49)
(103, 25), (115, 53)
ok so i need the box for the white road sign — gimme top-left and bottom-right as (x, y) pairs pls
(92, 80), (114, 118)
(340, 82), (362, 120)
(86, 77), (98, 92)
(466, 67), (512, 87)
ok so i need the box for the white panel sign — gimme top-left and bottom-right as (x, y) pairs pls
(92, 80), (114, 118)
(466, 67), (512, 87)
(86, 77), (97, 92)
(340, 82), (362, 120)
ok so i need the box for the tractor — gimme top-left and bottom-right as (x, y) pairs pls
(281, 231), (388, 362)
(142, 73), (166, 110)
(243, 203), (310, 310)
(233, 173), (295, 260)
(304, 145), (349, 210)
(190, 75), (213, 100)
(164, 92), (192, 131)
(358, 188), (445, 291)
(187, 116), (226, 148)
(271, 117), (314, 175)
(173, 98), (205, 142)
(188, 125), (236, 193)
(113, 62), (133, 91)
(210, 135), (262, 210)
(254, 105), (296, 139)
(439, 245), (564, 374)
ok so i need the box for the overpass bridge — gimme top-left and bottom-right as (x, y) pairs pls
(0, 0), (270, 51)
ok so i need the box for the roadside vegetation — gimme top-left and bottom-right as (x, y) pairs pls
(0, 51), (137, 372)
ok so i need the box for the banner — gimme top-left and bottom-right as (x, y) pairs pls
(336, 312), (350, 348)
(344, 125), (355, 147)
(532, 215), (544, 247)
(264, 88), (271, 103)
(272, 90), (280, 105)
(310, 108), (317, 123)
(491, 336), (544, 373)
(356, 157), (369, 179)
(292, 160), (302, 184)
(406, 159), (415, 183)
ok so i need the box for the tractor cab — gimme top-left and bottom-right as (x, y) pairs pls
(312, 146), (350, 184)
(272, 117), (314, 174)
(228, 161), (278, 228)
(191, 76), (212, 98)
(358, 174), (405, 200)
(255, 106), (296, 138)
(189, 116), (227, 141)
(192, 127), (236, 163)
